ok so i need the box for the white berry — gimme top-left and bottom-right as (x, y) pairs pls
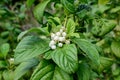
(56, 32), (61, 36)
(51, 33), (55, 39)
(51, 45), (56, 49)
(58, 37), (65, 42)
(54, 36), (59, 41)
(60, 29), (63, 33)
(65, 40), (70, 44)
(61, 26), (65, 30)
(9, 58), (14, 64)
(49, 40), (55, 46)
(62, 32), (66, 37)
(58, 43), (63, 47)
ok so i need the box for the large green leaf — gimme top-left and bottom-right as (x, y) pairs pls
(110, 6), (120, 13)
(66, 18), (75, 34)
(0, 43), (10, 59)
(2, 70), (14, 80)
(98, 0), (109, 5)
(14, 36), (50, 64)
(31, 60), (72, 80)
(111, 41), (120, 58)
(33, 0), (50, 22)
(0, 72), (2, 80)
(14, 58), (38, 80)
(72, 38), (100, 66)
(43, 50), (53, 60)
(52, 44), (78, 74)
(92, 20), (116, 37)
(60, 0), (75, 13)
(77, 63), (90, 80)
(99, 57), (113, 72)
(30, 60), (55, 80)
(91, 57), (113, 73)
(26, 0), (35, 7)
(0, 60), (7, 69)
(114, 75), (120, 80)
(99, 20), (116, 36)
(53, 67), (73, 80)
(17, 27), (49, 41)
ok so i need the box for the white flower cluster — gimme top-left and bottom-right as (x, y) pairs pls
(49, 27), (70, 50)
(8, 58), (14, 64)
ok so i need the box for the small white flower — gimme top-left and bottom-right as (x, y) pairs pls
(9, 58), (14, 64)
(56, 32), (61, 36)
(49, 40), (56, 46)
(51, 45), (56, 49)
(65, 40), (70, 44)
(58, 37), (65, 42)
(58, 43), (63, 47)
(62, 32), (66, 37)
(10, 58), (14, 61)
(61, 26), (65, 30)
(60, 29), (63, 33)
(51, 33), (55, 39)
(54, 36), (59, 41)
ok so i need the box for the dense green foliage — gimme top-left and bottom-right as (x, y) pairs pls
(0, 0), (120, 80)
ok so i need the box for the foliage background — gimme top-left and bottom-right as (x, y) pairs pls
(0, 0), (120, 80)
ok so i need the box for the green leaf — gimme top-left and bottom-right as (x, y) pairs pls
(114, 75), (120, 80)
(14, 36), (50, 64)
(68, 33), (80, 38)
(17, 30), (28, 41)
(26, 0), (35, 7)
(53, 67), (73, 80)
(111, 41), (120, 58)
(60, 0), (75, 13)
(98, 0), (109, 5)
(110, 6), (120, 13)
(31, 60), (73, 80)
(14, 58), (38, 80)
(99, 20), (116, 36)
(3, 70), (14, 80)
(30, 60), (55, 80)
(92, 19), (116, 37)
(91, 57), (113, 73)
(52, 44), (78, 74)
(43, 50), (53, 60)
(112, 67), (120, 76)
(17, 27), (49, 41)
(77, 63), (90, 80)
(33, 0), (50, 23)
(0, 60), (8, 69)
(49, 17), (61, 24)
(66, 18), (75, 34)
(0, 43), (10, 59)
(0, 72), (2, 80)
(0, 9), (6, 14)
(72, 38), (100, 66)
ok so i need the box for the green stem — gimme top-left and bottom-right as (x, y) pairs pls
(64, 16), (68, 27)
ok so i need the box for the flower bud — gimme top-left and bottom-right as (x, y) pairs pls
(61, 26), (65, 30)
(49, 40), (55, 47)
(60, 29), (63, 33)
(9, 58), (14, 64)
(51, 33), (55, 39)
(56, 32), (61, 36)
(62, 32), (66, 37)
(51, 45), (56, 49)
(58, 37), (65, 42)
(65, 40), (70, 44)
(54, 36), (59, 41)
(58, 43), (63, 47)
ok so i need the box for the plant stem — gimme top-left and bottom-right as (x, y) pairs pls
(64, 16), (68, 27)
